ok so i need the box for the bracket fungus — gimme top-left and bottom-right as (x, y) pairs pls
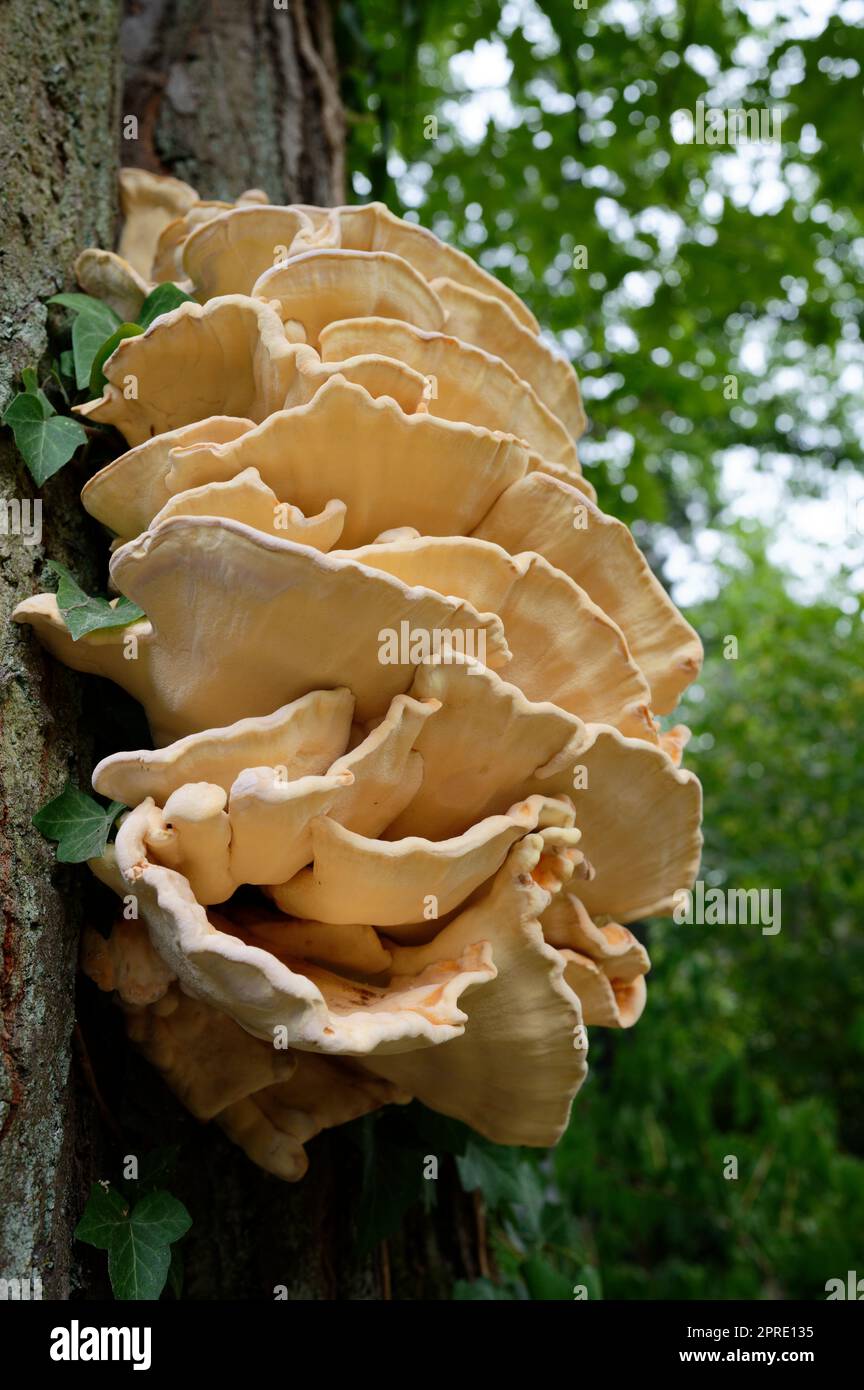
(14, 173), (703, 1179)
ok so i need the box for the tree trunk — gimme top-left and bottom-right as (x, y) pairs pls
(1, 0), (478, 1300)
(0, 0), (122, 1301)
(120, 0), (345, 204)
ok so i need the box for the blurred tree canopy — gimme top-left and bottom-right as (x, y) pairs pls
(550, 548), (864, 1299)
(336, 0), (864, 1299)
(338, 0), (864, 535)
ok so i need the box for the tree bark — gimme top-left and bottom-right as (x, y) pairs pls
(1, 0), (478, 1300)
(0, 0), (122, 1300)
(120, 0), (345, 204)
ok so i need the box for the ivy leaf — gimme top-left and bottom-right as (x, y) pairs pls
(20, 367), (53, 415)
(75, 1183), (130, 1251)
(456, 1139), (526, 1207)
(111, 1194), (192, 1302)
(49, 294), (122, 390)
(129, 1190), (192, 1247)
(137, 283), (195, 330)
(350, 1115), (427, 1254)
(2, 394), (87, 484)
(458, 1140), (548, 1244)
(355, 1144), (425, 1254)
(108, 1232), (171, 1302)
(76, 1184), (191, 1302)
(110, 1247), (172, 1304)
(88, 321), (145, 395)
(33, 784), (125, 862)
(72, 309), (124, 390)
(49, 292), (122, 321)
(400, 1102), (470, 1157)
(47, 560), (144, 640)
(3, 390), (51, 425)
(43, 360), (70, 406)
(510, 1161), (547, 1242)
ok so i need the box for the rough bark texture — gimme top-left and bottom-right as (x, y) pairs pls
(0, 0), (122, 1299)
(1, 0), (478, 1300)
(121, 0), (345, 204)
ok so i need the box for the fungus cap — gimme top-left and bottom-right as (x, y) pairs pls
(13, 171), (705, 1176)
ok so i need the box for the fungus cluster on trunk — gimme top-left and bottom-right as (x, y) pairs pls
(15, 171), (703, 1179)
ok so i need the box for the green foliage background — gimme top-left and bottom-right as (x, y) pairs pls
(337, 0), (864, 1299)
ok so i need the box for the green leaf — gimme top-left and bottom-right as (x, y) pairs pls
(128, 1189), (192, 1247)
(401, 1102), (470, 1156)
(48, 294), (122, 391)
(107, 1231), (170, 1303)
(353, 1117), (427, 1254)
(3, 390), (51, 426)
(3, 394), (87, 484)
(456, 1139), (525, 1207)
(72, 308), (126, 390)
(47, 560), (145, 640)
(49, 292), (122, 322)
(76, 1184), (191, 1302)
(137, 283), (195, 330)
(45, 359), (71, 405)
(75, 1183), (130, 1251)
(88, 321), (145, 395)
(108, 1191), (192, 1302)
(509, 1161), (547, 1243)
(19, 367), (53, 415)
(522, 1255), (574, 1301)
(59, 349), (75, 381)
(574, 1264), (602, 1301)
(33, 785), (125, 863)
